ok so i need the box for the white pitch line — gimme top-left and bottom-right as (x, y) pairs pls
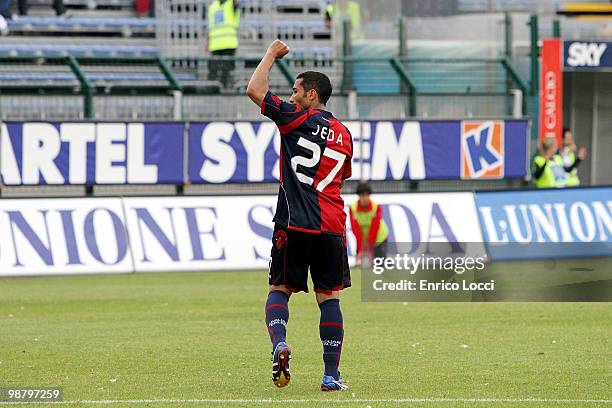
(1, 398), (611, 405)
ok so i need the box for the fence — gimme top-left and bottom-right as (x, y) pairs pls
(155, 0), (330, 60)
(0, 54), (529, 121)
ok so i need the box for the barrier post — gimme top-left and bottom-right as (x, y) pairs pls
(502, 57), (529, 116)
(504, 12), (513, 93)
(67, 56), (94, 119)
(275, 59), (295, 86)
(341, 20), (353, 93)
(553, 19), (561, 38)
(390, 58), (417, 117)
(528, 14), (539, 143)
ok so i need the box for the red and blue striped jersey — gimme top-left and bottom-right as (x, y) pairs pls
(261, 90), (353, 235)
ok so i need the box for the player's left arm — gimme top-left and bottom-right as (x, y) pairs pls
(246, 40), (289, 107)
(339, 163), (350, 191)
(340, 130), (353, 189)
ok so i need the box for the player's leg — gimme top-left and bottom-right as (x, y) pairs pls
(373, 239), (388, 259)
(266, 285), (291, 388)
(208, 50), (222, 83)
(265, 285), (290, 353)
(311, 234), (351, 391)
(316, 291), (347, 391)
(266, 225), (310, 388)
(223, 49), (236, 88)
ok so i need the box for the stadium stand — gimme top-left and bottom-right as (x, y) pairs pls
(0, 0), (338, 123)
(1, 0), (584, 123)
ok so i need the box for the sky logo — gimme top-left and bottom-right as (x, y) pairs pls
(461, 121), (504, 179)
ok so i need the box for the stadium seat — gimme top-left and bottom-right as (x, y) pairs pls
(7, 16), (156, 35)
(0, 44), (159, 57)
(0, 70), (197, 83)
(458, 0), (554, 13)
(87, 72), (196, 81)
(0, 72), (76, 81)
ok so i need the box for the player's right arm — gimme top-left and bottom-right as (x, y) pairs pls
(246, 40), (290, 107)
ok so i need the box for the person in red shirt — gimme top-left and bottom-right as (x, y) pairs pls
(246, 40), (353, 392)
(349, 181), (389, 266)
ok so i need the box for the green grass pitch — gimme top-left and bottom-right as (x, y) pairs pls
(0, 270), (611, 407)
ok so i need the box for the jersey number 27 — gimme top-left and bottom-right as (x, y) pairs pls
(290, 137), (346, 192)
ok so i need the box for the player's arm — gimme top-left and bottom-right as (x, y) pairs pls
(349, 206), (363, 256)
(340, 140), (352, 190)
(246, 40), (289, 107)
(367, 205), (383, 254)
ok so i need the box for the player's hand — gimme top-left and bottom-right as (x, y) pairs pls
(578, 147), (587, 160)
(266, 40), (290, 60)
(354, 252), (363, 268)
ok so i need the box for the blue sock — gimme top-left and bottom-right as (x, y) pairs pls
(319, 299), (343, 380)
(265, 290), (289, 351)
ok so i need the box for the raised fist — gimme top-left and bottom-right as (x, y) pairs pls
(267, 40), (290, 59)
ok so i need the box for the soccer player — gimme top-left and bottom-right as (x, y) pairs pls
(246, 40), (353, 392)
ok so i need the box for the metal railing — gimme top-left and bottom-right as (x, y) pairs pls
(0, 54), (529, 120)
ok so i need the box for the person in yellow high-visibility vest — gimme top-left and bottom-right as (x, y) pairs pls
(324, 0), (363, 38)
(531, 138), (568, 188)
(559, 128), (587, 187)
(349, 181), (389, 265)
(206, 0), (240, 88)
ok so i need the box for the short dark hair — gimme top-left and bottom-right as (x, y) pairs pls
(562, 127), (571, 138)
(356, 181), (372, 195)
(296, 71), (332, 105)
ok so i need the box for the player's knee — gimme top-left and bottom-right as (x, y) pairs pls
(269, 285), (292, 297)
(316, 291), (340, 304)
